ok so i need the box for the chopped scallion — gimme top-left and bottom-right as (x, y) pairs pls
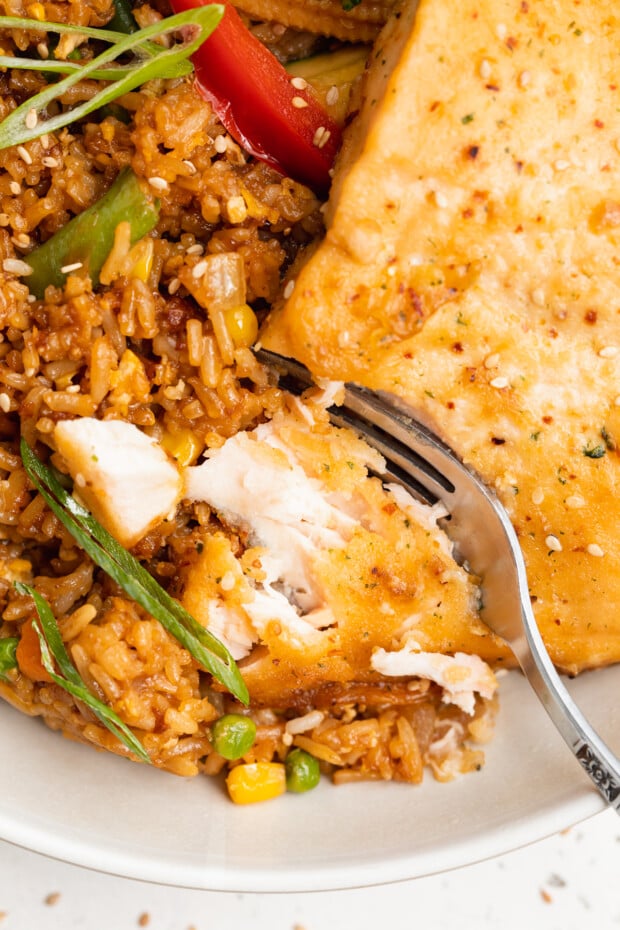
(20, 439), (249, 705)
(14, 582), (151, 763)
(0, 7), (224, 151)
(0, 637), (18, 680)
(25, 167), (159, 298)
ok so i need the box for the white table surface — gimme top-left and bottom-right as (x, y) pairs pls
(0, 807), (617, 930)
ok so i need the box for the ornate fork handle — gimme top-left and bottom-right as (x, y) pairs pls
(515, 599), (620, 809)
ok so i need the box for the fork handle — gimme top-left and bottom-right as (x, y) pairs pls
(515, 601), (620, 811)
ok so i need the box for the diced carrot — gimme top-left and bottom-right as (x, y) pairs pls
(16, 618), (53, 683)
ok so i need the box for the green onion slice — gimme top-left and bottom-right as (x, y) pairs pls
(14, 582), (151, 763)
(0, 7), (224, 151)
(0, 636), (18, 680)
(20, 439), (249, 706)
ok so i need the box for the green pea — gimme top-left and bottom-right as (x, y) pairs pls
(285, 748), (320, 793)
(0, 637), (18, 681)
(211, 714), (257, 760)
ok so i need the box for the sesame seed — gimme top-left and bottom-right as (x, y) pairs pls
(182, 159), (196, 174)
(587, 543), (605, 558)
(2, 258), (32, 276)
(36, 41), (49, 59)
(17, 145), (32, 165)
(532, 488), (544, 505)
(60, 261), (83, 274)
(325, 85), (339, 106)
(168, 277), (180, 295)
(496, 22), (507, 40)
(0, 393), (11, 413)
(25, 109), (38, 130)
(74, 472), (86, 488)
(147, 176), (168, 191)
(565, 495), (585, 509)
(532, 288), (545, 307)
(13, 233), (30, 248)
(490, 376), (509, 389)
(39, 133), (50, 149)
(42, 156), (59, 168)
(518, 70), (531, 88)
(479, 59), (492, 79)
(65, 384), (80, 393)
(186, 244), (203, 255)
(214, 134), (227, 153)
(598, 345), (618, 358)
(312, 126), (331, 149)
(484, 353), (500, 369)
(191, 259), (208, 279)
(433, 190), (448, 208)
(290, 76), (308, 90)
(283, 279), (295, 299)
(9, 181), (21, 196)
(554, 159), (570, 171)
(282, 731), (293, 746)
(292, 96), (309, 109)
(545, 534), (562, 552)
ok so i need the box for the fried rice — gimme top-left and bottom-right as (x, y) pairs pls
(0, 0), (498, 801)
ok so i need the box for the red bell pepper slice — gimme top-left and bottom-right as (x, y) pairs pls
(169, 0), (342, 195)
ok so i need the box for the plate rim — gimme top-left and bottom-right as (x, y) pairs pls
(0, 786), (604, 892)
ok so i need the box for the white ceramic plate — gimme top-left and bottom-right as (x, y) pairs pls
(0, 664), (617, 892)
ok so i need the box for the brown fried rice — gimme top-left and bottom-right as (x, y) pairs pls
(0, 0), (498, 802)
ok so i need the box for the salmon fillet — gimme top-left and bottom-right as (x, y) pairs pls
(263, 0), (620, 674)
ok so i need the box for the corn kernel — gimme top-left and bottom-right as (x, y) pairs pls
(226, 762), (287, 805)
(161, 427), (203, 467)
(128, 238), (154, 283)
(101, 121), (115, 143)
(223, 304), (258, 348)
(26, 2), (46, 20)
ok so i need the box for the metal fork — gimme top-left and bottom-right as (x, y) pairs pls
(257, 347), (620, 811)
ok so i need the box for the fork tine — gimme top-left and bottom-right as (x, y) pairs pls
(257, 348), (451, 504)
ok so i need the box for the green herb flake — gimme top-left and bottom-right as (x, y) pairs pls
(461, 113), (475, 125)
(583, 443), (606, 459)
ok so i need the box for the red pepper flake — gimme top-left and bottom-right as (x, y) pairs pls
(584, 309), (598, 324)
(594, 119), (605, 129)
(540, 888), (553, 904)
(137, 913), (151, 927)
(466, 145), (480, 159)
(44, 893), (61, 907)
